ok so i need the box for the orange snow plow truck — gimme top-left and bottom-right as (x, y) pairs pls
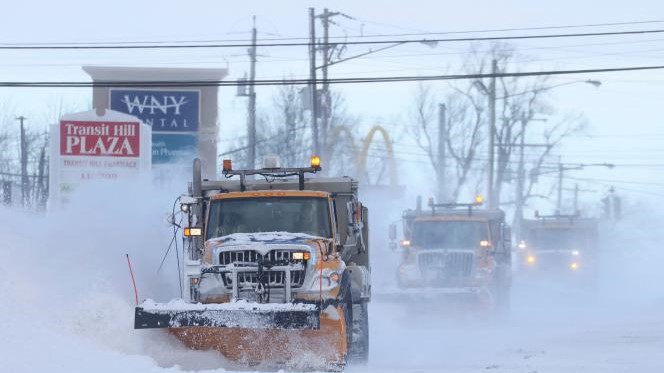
(134, 157), (371, 371)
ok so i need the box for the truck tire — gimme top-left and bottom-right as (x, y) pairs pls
(349, 302), (369, 365)
(335, 270), (353, 371)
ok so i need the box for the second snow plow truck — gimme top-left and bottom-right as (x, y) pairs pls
(134, 157), (371, 370)
(388, 196), (512, 313)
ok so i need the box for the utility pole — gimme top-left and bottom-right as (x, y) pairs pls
(437, 103), (447, 202)
(308, 8), (319, 155)
(573, 183), (579, 212)
(554, 161), (613, 214)
(563, 184), (596, 213)
(487, 59), (497, 208)
(36, 137), (47, 209)
(246, 16), (257, 169)
(17, 116), (28, 207)
(514, 115), (549, 237)
(315, 8), (346, 162)
(557, 157), (564, 212)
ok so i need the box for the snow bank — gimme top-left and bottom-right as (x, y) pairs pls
(0, 178), (227, 372)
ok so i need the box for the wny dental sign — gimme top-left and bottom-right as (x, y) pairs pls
(111, 90), (198, 131)
(110, 89), (200, 164)
(49, 109), (151, 207)
(60, 121), (140, 157)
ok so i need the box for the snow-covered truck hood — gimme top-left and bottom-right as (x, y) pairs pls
(204, 232), (330, 259)
(208, 231), (326, 246)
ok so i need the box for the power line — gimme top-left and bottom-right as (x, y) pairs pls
(4, 20), (664, 47)
(2, 64), (664, 88)
(564, 175), (664, 187)
(350, 19), (664, 39)
(3, 28), (664, 50)
(8, 36), (664, 70)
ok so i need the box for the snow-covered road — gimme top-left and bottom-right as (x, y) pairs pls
(3, 279), (663, 373)
(367, 283), (664, 373)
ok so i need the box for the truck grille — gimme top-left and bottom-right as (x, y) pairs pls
(418, 251), (474, 278)
(219, 249), (306, 289)
(219, 249), (296, 266)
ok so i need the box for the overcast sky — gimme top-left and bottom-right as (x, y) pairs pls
(1, 0), (664, 212)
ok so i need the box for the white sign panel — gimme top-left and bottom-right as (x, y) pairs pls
(49, 109), (151, 206)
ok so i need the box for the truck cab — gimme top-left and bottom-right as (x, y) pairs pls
(390, 197), (511, 311)
(518, 213), (599, 275)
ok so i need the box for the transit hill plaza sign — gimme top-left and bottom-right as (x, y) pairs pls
(61, 121), (140, 157)
(49, 109), (151, 205)
(83, 66), (228, 179)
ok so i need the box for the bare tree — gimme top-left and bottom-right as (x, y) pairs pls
(408, 83), (486, 202)
(258, 84), (310, 168)
(409, 42), (587, 212)
(249, 87), (359, 176)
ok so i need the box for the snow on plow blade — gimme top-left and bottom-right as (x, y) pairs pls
(134, 300), (320, 330)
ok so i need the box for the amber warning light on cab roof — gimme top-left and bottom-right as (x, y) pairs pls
(222, 159), (232, 172)
(310, 155), (321, 170)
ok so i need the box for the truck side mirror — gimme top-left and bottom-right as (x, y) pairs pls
(346, 201), (356, 228)
(389, 223), (397, 241)
(389, 242), (398, 251)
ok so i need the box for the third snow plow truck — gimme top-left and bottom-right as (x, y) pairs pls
(387, 196), (512, 313)
(517, 212), (599, 276)
(134, 157), (371, 371)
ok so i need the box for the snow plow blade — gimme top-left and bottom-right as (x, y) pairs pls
(134, 301), (320, 330)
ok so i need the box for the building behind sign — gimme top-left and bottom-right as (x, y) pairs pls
(83, 66), (227, 180)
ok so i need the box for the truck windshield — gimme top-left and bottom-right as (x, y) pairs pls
(528, 228), (590, 251)
(411, 220), (489, 249)
(207, 197), (331, 239)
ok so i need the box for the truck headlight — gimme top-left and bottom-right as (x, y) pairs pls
(291, 251), (311, 261)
